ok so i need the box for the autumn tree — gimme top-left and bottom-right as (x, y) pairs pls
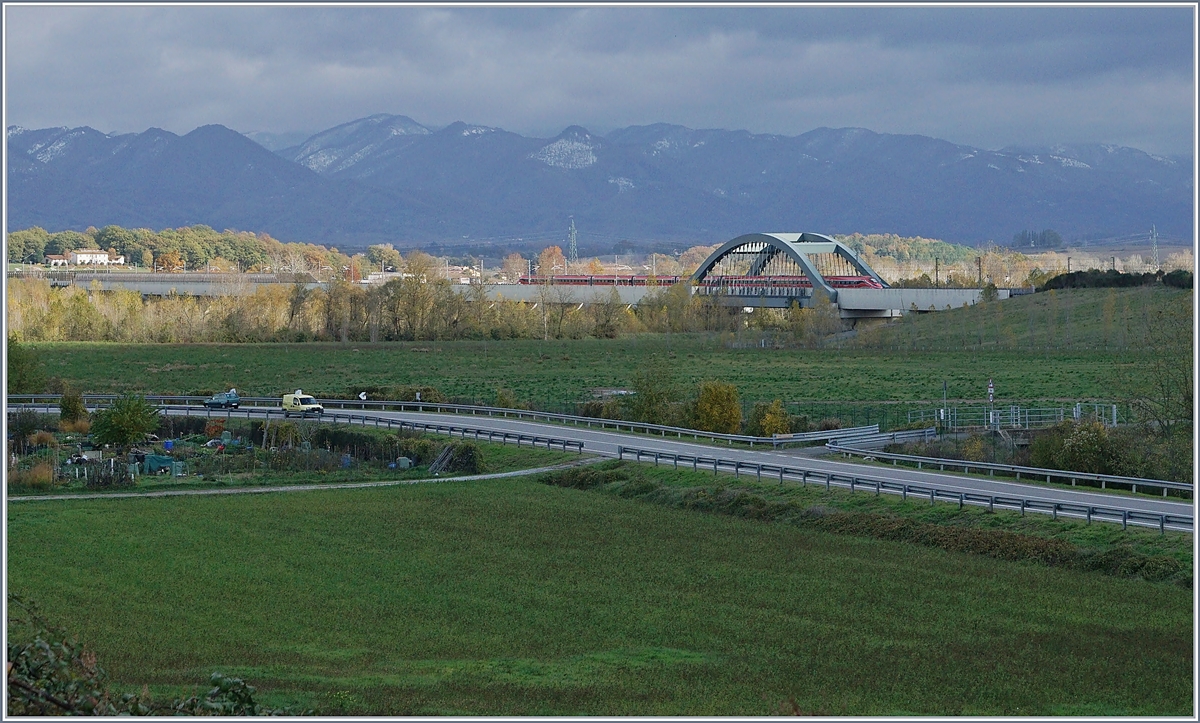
(502, 253), (528, 282)
(678, 244), (720, 275)
(365, 244), (403, 272)
(693, 380), (742, 433)
(155, 249), (185, 272)
(538, 246), (567, 277)
(747, 399), (790, 437)
(590, 287), (624, 338)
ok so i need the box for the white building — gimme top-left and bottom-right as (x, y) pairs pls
(68, 249), (125, 265)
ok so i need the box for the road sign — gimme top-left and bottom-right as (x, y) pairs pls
(987, 379), (994, 403)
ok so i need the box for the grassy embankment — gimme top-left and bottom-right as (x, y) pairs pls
(852, 284), (1189, 352)
(8, 475), (1192, 716)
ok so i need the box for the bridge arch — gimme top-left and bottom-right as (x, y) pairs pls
(690, 232), (887, 302)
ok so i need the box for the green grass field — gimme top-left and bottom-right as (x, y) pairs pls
(25, 287), (1184, 422)
(854, 285), (1190, 352)
(32, 337), (1129, 410)
(8, 478), (1193, 715)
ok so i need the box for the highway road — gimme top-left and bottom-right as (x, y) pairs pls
(47, 401), (1186, 527)
(336, 409), (1193, 521)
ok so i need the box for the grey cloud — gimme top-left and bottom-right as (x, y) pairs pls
(4, 5), (1194, 155)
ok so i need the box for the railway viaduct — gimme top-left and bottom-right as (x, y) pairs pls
(24, 232), (1007, 318)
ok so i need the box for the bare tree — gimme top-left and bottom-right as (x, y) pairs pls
(1122, 296), (1193, 437)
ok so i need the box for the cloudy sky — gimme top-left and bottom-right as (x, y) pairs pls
(4, 4), (1196, 155)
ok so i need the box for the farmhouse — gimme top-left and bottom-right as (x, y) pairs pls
(68, 249), (125, 266)
(44, 254), (70, 267)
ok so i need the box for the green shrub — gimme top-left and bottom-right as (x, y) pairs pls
(1029, 421), (1130, 475)
(6, 334), (46, 393)
(789, 414), (813, 433)
(444, 442), (485, 474)
(494, 388), (527, 410)
(540, 464), (630, 490)
(90, 394), (160, 451)
(1059, 422), (1116, 473)
(1030, 422), (1071, 468)
(58, 387), (87, 424)
(804, 511), (1077, 565)
(397, 437), (443, 466)
(9, 410), (44, 452)
(577, 398), (624, 419)
(745, 400), (790, 437)
(959, 434), (987, 461)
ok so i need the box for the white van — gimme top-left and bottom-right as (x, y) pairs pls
(282, 390), (324, 417)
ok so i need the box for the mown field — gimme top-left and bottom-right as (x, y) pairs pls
(7, 477), (1192, 716)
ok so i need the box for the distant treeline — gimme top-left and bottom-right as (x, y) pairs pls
(836, 233), (977, 264)
(1040, 269), (1193, 291)
(1013, 229), (1064, 249)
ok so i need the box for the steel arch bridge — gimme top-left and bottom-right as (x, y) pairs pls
(690, 232), (888, 305)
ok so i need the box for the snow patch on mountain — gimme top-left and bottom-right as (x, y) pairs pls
(34, 131), (84, 163)
(335, 143), (381, 172)
(531, 139), (597, 169)
(7, 126), (27, 138)
(461, 126), (495, 137)
(1051, 156), (1091, 169)
(608, 177), (634, 192)
(301, 149), (342, 172)
(1148, 154), (1177, 166)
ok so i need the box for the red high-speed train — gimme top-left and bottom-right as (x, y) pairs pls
(517, 274), (884, 289)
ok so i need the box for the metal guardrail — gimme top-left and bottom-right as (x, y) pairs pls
(825, 444), (1192, 497)
(7, 395), (878, 448)
(614, 445), (1193, 534)
(823, 428), (937, 449)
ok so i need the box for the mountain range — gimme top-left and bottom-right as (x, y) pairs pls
(7, 114), (1192, 254)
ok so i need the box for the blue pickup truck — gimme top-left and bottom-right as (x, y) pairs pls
(203, 389), (241, 409)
